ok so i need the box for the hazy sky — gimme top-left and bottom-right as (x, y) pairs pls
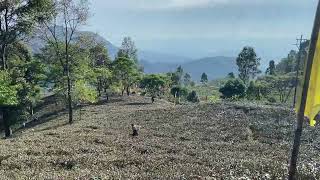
(84, 0), (318, 63)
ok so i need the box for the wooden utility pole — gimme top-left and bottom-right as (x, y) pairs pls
(288, 0), (320, 179)
(293, 35), (308, 107)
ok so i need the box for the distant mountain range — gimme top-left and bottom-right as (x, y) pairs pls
(28, 28), (237, 80)
(142, 56), (237, 81)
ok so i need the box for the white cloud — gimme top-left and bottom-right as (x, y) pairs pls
(95, 0), (300, 11)
(96, 0), (233, 10)
(136, 0), (231, 10)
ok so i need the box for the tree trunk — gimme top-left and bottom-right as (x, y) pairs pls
(98, 79), (102, 97)
(174, 92), (177, 106)
(98, 88), (101, 97)
(3, 109), (11, 138)
(1, 45), (6, 70)
(79, 105), (82, 121)
(29, 103), (34, 116)
(104, 85), (107, 93)
(1, 7), (9, 70)
(121, 88), (125, 96)
(126, 86), (130, 96)
(67, 72), (73, 124)
(65, 17), (73, 124)
(66, 44), (73, 124)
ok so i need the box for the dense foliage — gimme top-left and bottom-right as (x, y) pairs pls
(0, 71), (18, 105)
(140, 74), (167, 97)
(219, 79), (246, 99)
(187, 90), (200, 103)
(236, 46), (261, 84)
(200, 72), (208, 84)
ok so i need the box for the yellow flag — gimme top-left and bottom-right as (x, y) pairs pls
(296, 32), (320, 126)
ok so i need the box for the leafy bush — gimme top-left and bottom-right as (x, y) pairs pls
(187, 91), (199, 103)
(219, 79), (246, 98)
(267, 97), (277, 103)
(73, 80), (98, 105)
(0, 71), (18, 105)
(246, 81), (268, 100)
(208, 95), (221, 103)
(170, 86), (188, 98)
(139, 74), (166, 97)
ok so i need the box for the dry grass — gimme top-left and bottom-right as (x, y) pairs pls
(0, 96), (320, 179)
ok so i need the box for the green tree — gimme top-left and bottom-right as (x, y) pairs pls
(140, 74), (166, 97)
(0, 70), (18, 137)
(167, 66), (184, 87)
(73, 79), (98, 120)
(0, 71), (18, 105)
(18, 60), (46, 116)
(236, 46), (261, 84)
(73, 80), (98, 104)
(37, 41), (96, 108)
(117, 37), (144, 71)
(0, 0), (53, 70)
(187, 91), (199, 103)
(88, 43), (112, 96)
(266, 60), (276, 75)
(174, 66), (184, 86)
(258, 75), (295, 103)
(200, 72), (208, 84)
(6, 42), (46, 116)
(38, 0), (90, 124)
(276, 50), (297, 74)
(117, 37), (138, 62)
(176, 66), (184, 77)
(113, 57), (140, 96)
(219, 79), (246, 99)
(183, 73), (192, 86)
(170, 86), (188, 104)
(0, 39), (48, 137)
(168, 72), (179, 86)
(246, 81), (268, 100)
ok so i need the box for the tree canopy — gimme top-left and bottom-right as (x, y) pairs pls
(236, 46), (261, 84)
(0, 0), (54, 70)
(140, 74), (167, 97)
(219, 79), (246, 99)
(200, 72), (208, 84)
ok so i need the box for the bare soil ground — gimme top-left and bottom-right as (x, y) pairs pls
(0, 96), (320, 179)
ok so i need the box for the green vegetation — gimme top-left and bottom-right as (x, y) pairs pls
(210, 43), (306, 105)
(219, 79), (246, 99)
(186, 90), (199, 102)
(183, 73), (192, 86)
(0, 0), (316, 178)
(200, 72), (208, 84)
(266, 60), (276, 75)
(0, 96), (318, 179)
(0, 71), (18, 105)
(236, 46), (261, 84)
(139, 74), (167, 97)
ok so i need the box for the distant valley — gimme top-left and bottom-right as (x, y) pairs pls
(141, 56), (237, 81)
(28, 29), (237, 80)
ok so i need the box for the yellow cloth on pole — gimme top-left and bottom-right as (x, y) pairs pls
(297, 33), (320, 126)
